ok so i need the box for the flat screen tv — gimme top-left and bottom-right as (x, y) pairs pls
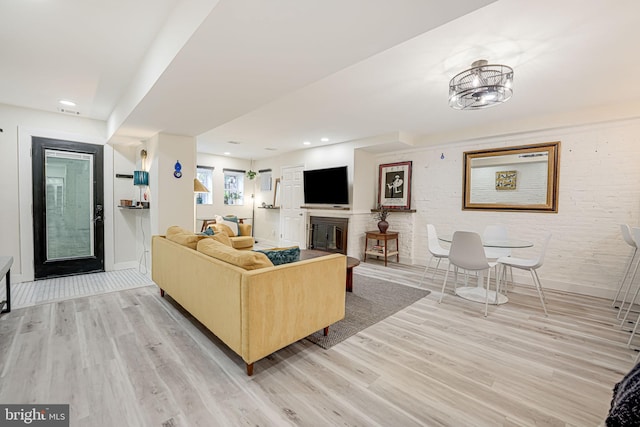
(303, 166), (349, 206)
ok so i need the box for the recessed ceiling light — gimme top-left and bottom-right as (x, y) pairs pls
(224, 152), (231, 155)
(320, 137), (329, 142)
(303, 141), (311, 145)
(59, 99), (76, 107)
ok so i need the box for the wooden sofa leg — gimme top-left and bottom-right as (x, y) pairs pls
(160, 289), (165, 297)
(324, 326), (329, 336)
(246, 363), (254, 376)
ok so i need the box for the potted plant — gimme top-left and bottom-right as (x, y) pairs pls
(374, 204), (390, 233)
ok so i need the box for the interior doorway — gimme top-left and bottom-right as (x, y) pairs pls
(279, 165), (306, 248)
(31, 137), (104, 279)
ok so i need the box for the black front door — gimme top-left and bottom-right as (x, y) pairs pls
(32, 137), (104, 279)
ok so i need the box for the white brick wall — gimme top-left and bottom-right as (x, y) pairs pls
(371, 118), (640, 298)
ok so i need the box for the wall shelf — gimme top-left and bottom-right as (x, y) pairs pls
(370, 209), (416, 213)
(302, 206), (350, 210)
(118, 205), (149, 210)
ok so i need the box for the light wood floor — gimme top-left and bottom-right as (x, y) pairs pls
(0, 260), (634, 426)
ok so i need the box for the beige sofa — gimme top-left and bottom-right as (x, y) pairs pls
(151, 231), (346, 376)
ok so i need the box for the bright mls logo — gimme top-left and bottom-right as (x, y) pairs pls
(0, 405), (68, 426)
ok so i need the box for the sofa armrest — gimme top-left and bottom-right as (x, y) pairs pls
(238, 223), (252, 236)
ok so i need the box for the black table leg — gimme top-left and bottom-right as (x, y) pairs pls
(1, 269), (10, 313)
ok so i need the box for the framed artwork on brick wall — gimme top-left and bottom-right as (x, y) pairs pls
(378, 161), (412, 210)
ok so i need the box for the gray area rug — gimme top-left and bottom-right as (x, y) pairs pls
(306, 273), (430, 349)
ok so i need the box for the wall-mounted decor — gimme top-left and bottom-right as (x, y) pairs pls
(463, 141), (560, 212)
(495, 170), (517, 190)
(174, 160), (182, 178)
(273, 178), (281, 207)
(378, 161), (412, 210)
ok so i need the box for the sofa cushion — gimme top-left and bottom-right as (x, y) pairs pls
(214, 223), (236, 237)
(197, 238), (273, 270)
(255, 246), (301, 266)
(166, 225), (207, 250)
(231, 236), (255, 250)
(211, 230), (233, 247)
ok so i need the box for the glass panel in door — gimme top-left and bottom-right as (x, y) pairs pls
(44, 149), (94, 260)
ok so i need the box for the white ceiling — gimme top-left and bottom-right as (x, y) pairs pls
(3, 0), (640, 159)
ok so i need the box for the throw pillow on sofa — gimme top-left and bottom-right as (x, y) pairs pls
(197, 238), (272, 270)
(224, 215), (244, 236)
(200, 227), (214, 236)
(255, 246), (300, 266)
(214, 215), (239, 236)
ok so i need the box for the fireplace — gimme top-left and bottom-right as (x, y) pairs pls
(309, 216), (348, 255)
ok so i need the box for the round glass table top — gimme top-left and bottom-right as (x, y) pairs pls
(438, 234), (533, 248)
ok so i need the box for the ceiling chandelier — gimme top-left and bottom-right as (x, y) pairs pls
(449, 59), (513, 110)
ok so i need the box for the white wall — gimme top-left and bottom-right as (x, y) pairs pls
(0, 103), (112, 282)
(246, 142), (361, 248)
(3, 100), (634, 298)
(240, 116), (640, 298)
(218, 137), (413, 252)
(372, 117), (640, 298)
(112, 144), (150, 272)
(148, 133), (197, 235)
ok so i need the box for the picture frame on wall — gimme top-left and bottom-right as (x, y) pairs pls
(495, 170), (517, 190)
(378, 161), (412, 209)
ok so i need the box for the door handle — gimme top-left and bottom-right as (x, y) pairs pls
(94, 204), (103, 223)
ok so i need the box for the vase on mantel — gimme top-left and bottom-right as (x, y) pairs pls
(377, 220), (389, 233)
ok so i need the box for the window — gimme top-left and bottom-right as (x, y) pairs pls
(260, 169), (272, 191)
(223, 169), (244, 205)
(196, 166), (214, 205)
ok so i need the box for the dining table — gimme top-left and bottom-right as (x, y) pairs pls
(438, 234), (533, 305)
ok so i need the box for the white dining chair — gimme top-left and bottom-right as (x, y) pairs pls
(612, 224), (639, 314)
(483, 224), (511, 260)
(620, 227), (640, 328)
(420, 224), (449, 284)
(483, 224), (513, 292)
(496, 232), (552, 316)
(626, 230), (640, 345)
(439, 231), (497, 317)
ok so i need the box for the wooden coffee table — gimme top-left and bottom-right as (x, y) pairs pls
(300, 250), (360, 292)
(345, 256), (360, 293)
